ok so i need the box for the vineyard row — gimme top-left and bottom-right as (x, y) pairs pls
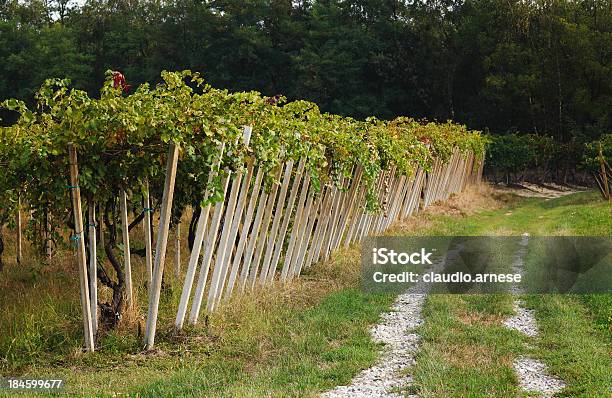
(0, 70), (486, 351)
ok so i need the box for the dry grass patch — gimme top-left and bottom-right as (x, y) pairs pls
(457, 311), (505, 326)
(388, 183), (515, 235)
(427, 184), (509, 216)
(211, 246), (362, 328)
(440, 342), (509, 368)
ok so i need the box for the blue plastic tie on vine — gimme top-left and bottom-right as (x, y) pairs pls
(66, 185), (79, 190)
(70, 233), (81, 247)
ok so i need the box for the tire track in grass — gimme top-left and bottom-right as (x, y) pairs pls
(322, 249), (459, 398)
(503, 234), (566, 397)
(322, 289), (425, 398)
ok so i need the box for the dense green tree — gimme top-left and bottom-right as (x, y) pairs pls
(1, 0), (610, 148)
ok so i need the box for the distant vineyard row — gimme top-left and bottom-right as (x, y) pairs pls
(485, 132), (612, 193)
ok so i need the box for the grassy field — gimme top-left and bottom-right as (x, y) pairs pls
(0, 187), (610, 397)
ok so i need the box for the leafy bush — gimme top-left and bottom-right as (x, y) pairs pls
(582, 134), (612, 172)
(485, 133), (538, 175)
(485, 132), (595, 184)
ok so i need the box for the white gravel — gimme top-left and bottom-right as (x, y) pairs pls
(494, 182), (584, 199)
(504, 234), (566, 397)
(514, 357), (566, 397)
(321, 290), (425, 398)
(503, 300), (538, 337)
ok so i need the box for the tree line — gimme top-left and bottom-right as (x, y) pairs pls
(1, 0), (610, 151)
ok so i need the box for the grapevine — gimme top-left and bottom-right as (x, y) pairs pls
(0, 70), (485, 326)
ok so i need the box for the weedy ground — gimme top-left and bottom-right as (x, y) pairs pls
(0, 187), (609, 397)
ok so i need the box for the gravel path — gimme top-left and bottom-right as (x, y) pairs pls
(321, 290), (425, 398)
(494, 182), (583, 199)
(323, 236), (566, 398)
(513, 357), (565, 397)
(322, 249), (460, 398)
(504, 234), (566, 397)
(503, 300), (538, 338)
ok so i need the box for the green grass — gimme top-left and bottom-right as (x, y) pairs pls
(399, 190), (611, 237)
(1, 189), (610, 397)
(0, 286), (395, 397)
(127, 289), (394, 398)
(0, 264), (84, 371)
(577, 294), (612, 334)
(524, 295), (611, 397)
(0, 242), (396, 397)
(410, 294), (523, 398)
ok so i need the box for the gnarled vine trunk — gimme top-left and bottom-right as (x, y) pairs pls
(188, 205), (200, 251)
(97, 197), (125, 330)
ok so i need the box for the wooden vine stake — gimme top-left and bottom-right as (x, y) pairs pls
(596, 143), (610, 200)
(67, 143), (95, 352)
(143, 180), (153, 286)
(237, 184), (269, 292)
(209, 160), (254, 310)
(87, 203), (98, 339)
(280, 173), (311, 281)
(145, 143), (180, 350)
(120, 190), (133, 308)
(246, 167), (282, 289)
(206, 171), (242, 312)
(189, 174), (231, 324)
(16, 194), (22, 264)
(198, 126), (253, 315)
(175, 143), (225, 330)
(266, 158), (306, 284)
(46, 211), (52, 259)
(257, 160), (294, 286)
(175, 221), (181, 279)
(98, 210), (105, 248)
(224, 167), (263, 301)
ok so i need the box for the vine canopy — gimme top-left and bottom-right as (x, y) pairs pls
(0, 70), (485, 233)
